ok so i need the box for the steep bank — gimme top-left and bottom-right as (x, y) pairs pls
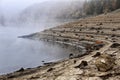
(1, 10), (120, 80)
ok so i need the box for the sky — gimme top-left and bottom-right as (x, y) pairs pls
(0, 0), (47, 16)
(0, 0), (85, 17)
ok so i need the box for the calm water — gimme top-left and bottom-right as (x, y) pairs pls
(0, 26), (73, 75)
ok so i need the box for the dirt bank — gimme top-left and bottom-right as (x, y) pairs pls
(0, 11), (120, 80)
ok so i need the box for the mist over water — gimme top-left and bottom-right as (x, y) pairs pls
(0, 0), (85, 75)
(0, 20), (78, 75)
(0, 25), (72, 75)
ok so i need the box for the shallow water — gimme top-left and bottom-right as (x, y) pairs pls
(0, 21), (86, 75)
(0, 26), (74, 75)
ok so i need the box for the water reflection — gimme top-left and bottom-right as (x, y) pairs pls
(0, 26), (83, 75)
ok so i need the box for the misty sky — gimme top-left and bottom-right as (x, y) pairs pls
(0, 0), (47, 16)
(0, 0), (85, 17)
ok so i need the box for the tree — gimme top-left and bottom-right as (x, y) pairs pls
(83, 0), (120, 16)
(116, 0), (120, 9)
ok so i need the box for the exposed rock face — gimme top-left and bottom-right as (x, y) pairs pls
(95, 54), (115, 72)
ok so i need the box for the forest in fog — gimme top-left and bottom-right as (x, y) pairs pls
(0, 0), (120, 26)
(83, 0), (120, 15)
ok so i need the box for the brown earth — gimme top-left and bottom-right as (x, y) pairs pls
(0, 10), (120, 80)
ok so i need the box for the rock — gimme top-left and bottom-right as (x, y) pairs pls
(112, 28), (116, 31)
(56, 75), (79, 80)
(111, 34), (116, 37)
(74, 61), (88, 69)
(16, 67), (24, 72)
(92, 52), (101, 57)
(110, 43), (120, 48)
(42, 61), (45, 63)
(95, 54), (115, 72)
(99, 22), (103, 25)
(74, 60), (77, 64)
(69, 53), (74, 59)
(68, 68), (84, 75)
(47, 68), (54, 72)
(93, 44), (104, 50)
(63, 39), (69, 42)
(43, 62), (54, 66)
(87, 77), (102, 80)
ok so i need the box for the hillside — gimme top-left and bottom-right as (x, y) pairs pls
(18, 0), (84, 23)
(14, 0), (120, 25)
(0, 9), (120, 80)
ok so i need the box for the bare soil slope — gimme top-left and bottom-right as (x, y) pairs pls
(1, 10), (120, 80)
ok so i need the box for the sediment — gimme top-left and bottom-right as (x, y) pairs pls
(1, 11), (120, 80)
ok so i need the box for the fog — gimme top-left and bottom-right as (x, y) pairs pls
(0, 0), (84, 18)
(0, 0), (85, 74)
(0, 0), (85, 26)
(0, 0), (46, 16)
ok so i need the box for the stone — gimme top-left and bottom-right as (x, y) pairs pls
(92, 52), (101, 57)
(88, 77), (102, 80)
(110, 43), (120, 48)
(47, 68), (54, 72)
(16, 67), (24, 72)
(95, 54), (115, 72)
(74, 61), (88, 69)
(69, 53), (74, 59)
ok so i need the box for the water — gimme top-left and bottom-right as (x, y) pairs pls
(0, 26), (72, 75)
(0, 20), (86, 75)
(0, 27), (71, 74)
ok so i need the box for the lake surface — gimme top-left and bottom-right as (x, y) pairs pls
(0, 22), (85, 75)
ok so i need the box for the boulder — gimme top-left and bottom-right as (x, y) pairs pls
(74, 61), (88, 69)
(110, 43), (120, 48)
(92, 52), (101, 58)
(95, 54), (115, 72)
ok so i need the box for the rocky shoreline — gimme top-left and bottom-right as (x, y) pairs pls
(1, 11), (120, 80)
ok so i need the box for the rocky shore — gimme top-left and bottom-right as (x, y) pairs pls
(1, 11), (120, 80)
